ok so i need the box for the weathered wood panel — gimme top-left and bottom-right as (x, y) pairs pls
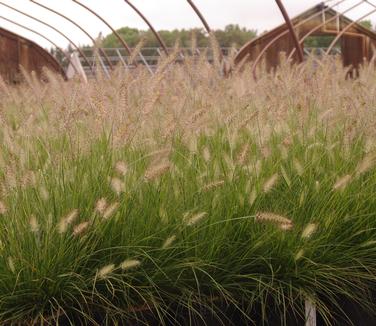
(0, 27), (65, 83)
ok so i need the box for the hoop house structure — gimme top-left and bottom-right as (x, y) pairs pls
(235, 3), (376, 72)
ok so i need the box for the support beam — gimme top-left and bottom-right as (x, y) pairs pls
(30, 0), (114, 71)
(275, 0), (304, 63)
(72, 0), (135, 65)
(123, 0), (168, 56)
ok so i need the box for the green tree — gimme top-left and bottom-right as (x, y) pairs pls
(359, 20), (373, 30)
(100, 25), (257, 49)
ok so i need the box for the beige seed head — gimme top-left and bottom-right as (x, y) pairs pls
(256, 212), (293, 228)
(301, 223), (317, 239)
(261, 146), (271, 159)
(203, 147), (211, 162)
(39, 186), (49, 201)
(249, 188), (257, 206)
(162, 235), (177, 249)
(355, 155), (375, 177)
(115, 161), (128, 176)
(58, 209), (79, 234)
(97, 264), (115, 279)
(0, 201), (6, 215)
(237, 144), (249, 165)
(73, 221), (90, 236)
(8, 257), (15, 273)
(144, 161), (171, 181)
(263, 174), (279, 193)
(29, 215), (39, 233)
(120, 259), (141, 270)
(103, 202), (119, 220)
(184, 212), (207, 226)
(293, 159), (304, 176)
(279, 223), (293, 231)
(159, 206), (168, 224)
(333, 174), (352, 191)
(294, 249), (304, 261)
(95, 198), (107, 215)
(111, 177), (125, 195)
(201, 180), (225, 192)
(65, 209), (79, 224)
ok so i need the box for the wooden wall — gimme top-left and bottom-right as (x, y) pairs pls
(0, 28), (65, 83)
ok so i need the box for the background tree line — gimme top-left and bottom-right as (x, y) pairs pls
(98, 19), (374, 50)
(99, 24), (258, 48)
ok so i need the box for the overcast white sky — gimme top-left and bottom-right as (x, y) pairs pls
(0, 0), (376, 49)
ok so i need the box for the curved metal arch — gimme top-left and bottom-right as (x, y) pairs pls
(71, 0), (135, 65)
(325, 7), (376, 55)
(246, 0), (348, 77)
(0, 1), (95, 75)
(30, 0), (114, 71)
(186, 0), (211, 34)
(288, 0), (364, 60)
(275, 0), (304, 63)
(0, 15), (70, 77)
(123, 0), (168, 55)
(186, 0), (225, 65)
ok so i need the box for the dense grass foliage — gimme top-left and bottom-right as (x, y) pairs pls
(1, 54), (376, 325)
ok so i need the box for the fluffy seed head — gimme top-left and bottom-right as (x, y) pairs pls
(73, 221), (90, 236)
(203, 147), (211, 162)
(115, 161), (128, 176)
(120, 259), (141, 270)
(249, 188), (257, 206)
(256, 212), (293, 228)
(279, 223), (293, 231)
(7, 257), (15, 273)
(301, 223), (317, 239)
(295, 249), (304, 261)
(201, 180), (225, 192)
(293, 159), (304, 176)
(263, 174), (279, 193)
(144, 161), (171, 181)
(333, 174), (352, 191)
(355, 155), (375, 177)
(39, 186), (49, 201)
(184, 212), (207, 226)
(95, 198), (107, 215)
(111, 177), (125, 195)
(0, 201), (6, 215)
(103, 202), (119, 220)
(162, 235), (177, 249)
(97, 264), (115, 279)
(29, 215), (39, 233)
(58, 209), (79, 234)
(237, 144), (249, 165)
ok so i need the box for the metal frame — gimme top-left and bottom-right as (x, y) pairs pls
(123, 0), (168, 56)
(326, 5), (376, 54)
(287, 0), (364, 60)
(275, 0), (304, 63)
(30, 0), (114, 71)
(71, 0), (134, 65)
(186, 0), (211, 34)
